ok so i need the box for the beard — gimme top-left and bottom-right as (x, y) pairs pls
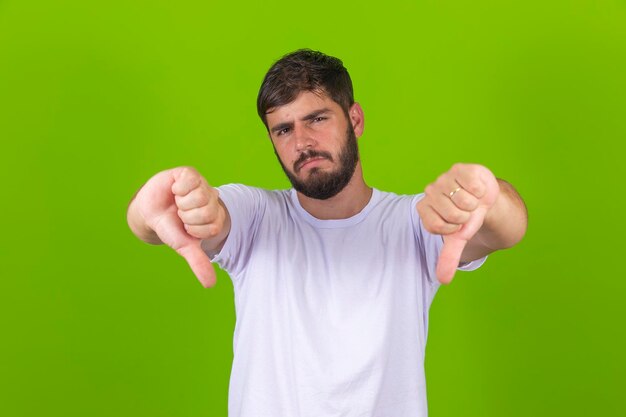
(275, 124), (360, 200)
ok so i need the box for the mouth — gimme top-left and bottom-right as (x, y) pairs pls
(296, 156), (327, 173)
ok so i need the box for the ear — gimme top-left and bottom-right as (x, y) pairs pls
(349, 102), (365, 138)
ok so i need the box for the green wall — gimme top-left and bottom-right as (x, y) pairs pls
(1, 1), (624, 415)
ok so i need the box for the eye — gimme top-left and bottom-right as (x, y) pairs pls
(312, 116), (326, 123)
(276, 127), (290, 136)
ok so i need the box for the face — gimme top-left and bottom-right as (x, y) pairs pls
(265, 91), (361, 200)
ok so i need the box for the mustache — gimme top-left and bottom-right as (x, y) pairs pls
(294, 150), (333, 173)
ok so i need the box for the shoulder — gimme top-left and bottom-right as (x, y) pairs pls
(215, 184), (293, 221)
(369, 189), (432, 236)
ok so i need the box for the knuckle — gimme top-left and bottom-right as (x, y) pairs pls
(182, 167), (201, 184)
(460, 195), (478, 210)
(448, 210), (470, 224)
(467, 182), (485, 197)
(425, 215), (460, 235)
(176, 196), (191, 210)
(199, 207), (214, 224)
(180, 165), (198, 176)
(423, 222), (437, 234)
(194, 191), (210, 207)
(178, 209), (190, 223)
(454, 192), (468, 205)
(429, 217), (446, 233)
(443, 210), (458, 224)
(207, 224), (221, 238)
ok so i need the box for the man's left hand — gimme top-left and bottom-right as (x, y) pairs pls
(416, 163), (499, 284)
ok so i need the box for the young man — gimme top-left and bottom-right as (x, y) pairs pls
(127, 49), (527, 416)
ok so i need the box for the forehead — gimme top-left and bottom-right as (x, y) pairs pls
(265, 91), (342, 126)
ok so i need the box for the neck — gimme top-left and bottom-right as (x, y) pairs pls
(295, 162), (372, 220)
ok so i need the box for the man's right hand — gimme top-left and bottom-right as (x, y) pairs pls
(127, 167), (230, 288)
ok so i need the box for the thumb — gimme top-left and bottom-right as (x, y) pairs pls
(176, 243), (217, 288)
(436, 236), (467, 285)
(435, 205), (489, 285)
(435, 167), (499, 285)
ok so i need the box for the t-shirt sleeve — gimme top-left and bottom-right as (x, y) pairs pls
(208, 184), (266, 278)
(410, 194), (487, 286)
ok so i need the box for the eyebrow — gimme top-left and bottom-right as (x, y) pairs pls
(270, 108), (332, 134)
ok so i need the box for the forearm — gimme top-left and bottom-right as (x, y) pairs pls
(473, 179), (527, 251)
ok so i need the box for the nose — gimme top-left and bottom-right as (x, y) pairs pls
(294, 123), (316, 152)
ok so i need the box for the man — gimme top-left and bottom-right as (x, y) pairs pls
(127, 49), (527, 416)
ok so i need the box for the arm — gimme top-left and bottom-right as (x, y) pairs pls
(417, 164), (528, 284)
(127, 166), (231, 287)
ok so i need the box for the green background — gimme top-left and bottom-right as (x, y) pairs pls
(1, 0), (624, 415)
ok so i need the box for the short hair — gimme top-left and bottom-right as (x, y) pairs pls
(257, 49), (354, 129)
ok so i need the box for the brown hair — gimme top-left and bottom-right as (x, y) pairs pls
(257, 49), (354, 129)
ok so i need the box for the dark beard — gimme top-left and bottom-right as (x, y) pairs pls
(275, 125), (360, 200)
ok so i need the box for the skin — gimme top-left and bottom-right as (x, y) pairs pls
(417, 165), (528, 283)
(127, 90), (527, 286)
(265, 91), (370, 220)
(126, 167), (230, 287)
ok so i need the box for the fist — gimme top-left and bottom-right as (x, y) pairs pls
(172, 167), (226, 240)
(416, 163), (499, 284)
(130, 166), (226, 287)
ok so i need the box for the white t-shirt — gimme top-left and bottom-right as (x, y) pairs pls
(212, 184), (485, 417)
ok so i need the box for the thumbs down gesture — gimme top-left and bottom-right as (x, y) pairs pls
(128, 167), (230, 288)
(417, 163), (510, 285)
